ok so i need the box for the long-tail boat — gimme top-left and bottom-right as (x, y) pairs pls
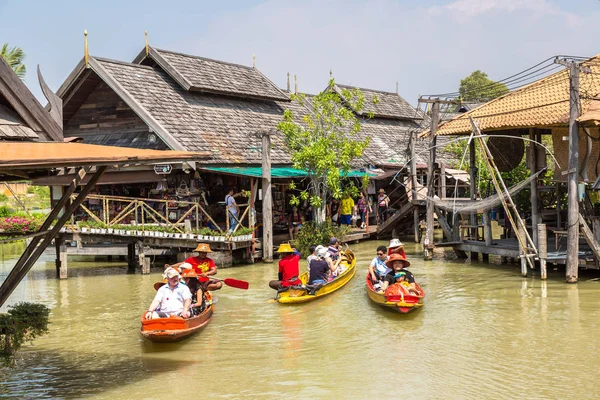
(140, 292), (214, 342)
(276, 250), (356, 304)
(365, 273), (424, 313)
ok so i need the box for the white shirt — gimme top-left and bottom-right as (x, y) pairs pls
(153, 282), (192, 314)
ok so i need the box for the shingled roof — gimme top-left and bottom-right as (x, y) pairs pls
(333, 84), (421, 120)
(133, 47), (290, 102)
(421, 54), (600, 137)
(0, 104), (38, 140)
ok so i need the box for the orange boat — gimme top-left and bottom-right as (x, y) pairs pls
(140, 292), (214, 343)
(365, 273), (424, 314)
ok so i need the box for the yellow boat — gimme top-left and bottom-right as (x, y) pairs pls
(276, 250), (356, 304)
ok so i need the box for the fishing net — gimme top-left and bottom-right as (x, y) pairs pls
(429, 169), (545, 214)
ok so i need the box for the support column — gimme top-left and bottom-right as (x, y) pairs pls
(483, 210), (492, 247)
(127, 242), (136, 273)
(59, 244), (68, 279)
(566, 62), (580, 283)
(410, 131), (419, 243)
(425, 101), (439, 260)
(262, 131), (273, 263)
(518, 222), (527, 277)
(529, 128), (539, 247)
(137, 241), (150, 274)
(469, 138), (478, 260)
(55, 235), (63, 278)
(538, 223), (548, 280)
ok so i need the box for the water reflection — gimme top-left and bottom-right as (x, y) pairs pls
(0, 241), (599, 398)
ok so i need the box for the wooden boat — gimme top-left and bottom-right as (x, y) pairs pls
(276, 251), (356, 304)
(140, 292), (214, 343)
(366, 273), (424, 313)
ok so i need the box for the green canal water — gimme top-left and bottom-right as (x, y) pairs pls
(1, 240), (600, 399)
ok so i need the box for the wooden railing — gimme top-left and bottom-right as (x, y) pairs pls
(71, 194), (251, 234)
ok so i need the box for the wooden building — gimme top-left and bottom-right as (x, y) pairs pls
(420, 55), (600, 281)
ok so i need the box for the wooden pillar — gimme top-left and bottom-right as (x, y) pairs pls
(556, 182), (562, 229)
(518, 222), (527, 277)
(136, 241), (149, 274)
(538, 223), (548, 280)
(452, 212), (461, 242)
(262, 131), (273, 262)
(55, 235), (62, 278)
(425, 101), (439, 260)
(566, 62), (580, 283)
(127, 242), (136, 273)
(410, 131), (419, 243)
(469, 139), (478, 260)
(529, 128), (539, 247)
(440, 164), (446, 199)
(593, 217), (600, 268)
(483, 211), (492, 247)
(59, 244), (68, 279)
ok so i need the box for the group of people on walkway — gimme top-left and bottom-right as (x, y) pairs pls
(368, 238), (418, 295)
(144, 243), (223, 320)
(269, 237), (346, 290)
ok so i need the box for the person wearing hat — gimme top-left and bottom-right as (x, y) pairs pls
(380, 254), (418, 295)
(308, 246), (337, 285)
(387, 238), (406, 258)
(166, 243), (223, 291)
(269, 243), (302, 290)
(377, 188), (389, 224)
(145, 267), (192, 320)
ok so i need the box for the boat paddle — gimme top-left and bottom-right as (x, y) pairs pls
(198, 276), (249, 290)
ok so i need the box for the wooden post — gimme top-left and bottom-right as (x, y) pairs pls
(127, 242), (136, 273)
(410, 131), (419, 243)
(538, 223), (548, 280)
(566, 62), (580, 283)
(529, 128), (539, 247)
(59, 244), (68, 279)
(55, 235), (62, 278)
(469, 138), (478, 259)
(518, 222), (527, 277)
(262, 131), (273, 262)
(424, 101), (439, 260)
(483, 211), (492, 247)
(440, 164), (446, 199)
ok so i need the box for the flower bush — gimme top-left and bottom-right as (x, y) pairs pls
(0, 216), (41, 233)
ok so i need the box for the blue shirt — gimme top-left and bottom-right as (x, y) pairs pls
(371, 256), (390, 277)
(225, 194), (238, 216)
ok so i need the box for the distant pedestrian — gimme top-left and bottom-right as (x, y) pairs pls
(225, 187), (239, 234)
(377, 188), (389, 224)
(339, 193), (355, 226)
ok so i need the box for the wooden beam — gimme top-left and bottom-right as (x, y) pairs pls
(262, 131), (273, 262)
(566, 62), (580, 283)
(579, 214), (600, 262)
(434, 206), (452, 240)
(425, 101), (439, 260)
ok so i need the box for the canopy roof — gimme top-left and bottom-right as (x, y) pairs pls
(0, 142), (208, 181)
(201, 166), (375, 178)
(420, 54), (600, 137)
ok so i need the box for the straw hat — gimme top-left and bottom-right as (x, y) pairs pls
(385, 253), (410, 268)
(379, 188), (385, 193)
(276, 243), (294, 253)
(389, 238), (404, 248)
(194, 243), (213, 253)
(181, 268), (198, 278)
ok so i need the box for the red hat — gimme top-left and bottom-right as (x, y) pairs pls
(385, 253), (410, 268)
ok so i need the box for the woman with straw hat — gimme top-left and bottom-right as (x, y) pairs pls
(377, 188), (389, 224)
(269, 243), (302, 290)
(166, 243), (223, 291)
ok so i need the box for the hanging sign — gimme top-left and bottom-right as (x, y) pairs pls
(154, 164), (173, 175)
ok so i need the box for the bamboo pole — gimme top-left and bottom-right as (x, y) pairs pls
(538, 223), (547, 280)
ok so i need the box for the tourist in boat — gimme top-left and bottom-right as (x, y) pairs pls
(377, 188), (389, 223)
(381, 254), (418, 295)
(357, 192), (371, 229)
(269, 243), (302, 290)
(328, 237), (341, 261)
(339, 192), (355, 226)
(180, 268), (203, 308)
(308, 246), (337, 285)
(145, 267), (192, 320)
(166, 243), (223, 291)
(288, 205), (304, 241)
(368, 245), (390, 290)
(388, 238), (407, 258)
(306, 245), (318, 274)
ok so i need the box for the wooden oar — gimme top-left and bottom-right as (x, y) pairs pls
(198, 276), (249, 290)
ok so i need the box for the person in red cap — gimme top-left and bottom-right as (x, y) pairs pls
(166, 243), (223, 291)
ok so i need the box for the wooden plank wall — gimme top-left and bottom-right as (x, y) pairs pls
(64, 82), (167, 150)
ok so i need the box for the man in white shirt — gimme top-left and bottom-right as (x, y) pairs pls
(145, 267), (192, 319)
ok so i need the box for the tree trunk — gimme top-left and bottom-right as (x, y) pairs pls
(310, 175), (326, 224)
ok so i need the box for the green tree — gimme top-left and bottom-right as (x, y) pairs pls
(277, 79), (370, 223)
(0, 43), (26, 80)
(459, 70), (508, 102)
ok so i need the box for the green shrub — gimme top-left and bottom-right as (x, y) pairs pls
(0, 302), (50, 366)
(0, 206), (10, 217)
(294, 221), (350, 257)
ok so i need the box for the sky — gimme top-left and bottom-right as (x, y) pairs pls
(1, 0), (600, 106)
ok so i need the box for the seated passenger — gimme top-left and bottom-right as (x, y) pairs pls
(308, 247), (337, 285)
(387, 238), (406, 258)
(145, 267), (192, 320)
(180, 268), (203, 311)
(369, 245), (390, 291)
(381, 254), (419, 295)
(327, 237), (341, 261)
